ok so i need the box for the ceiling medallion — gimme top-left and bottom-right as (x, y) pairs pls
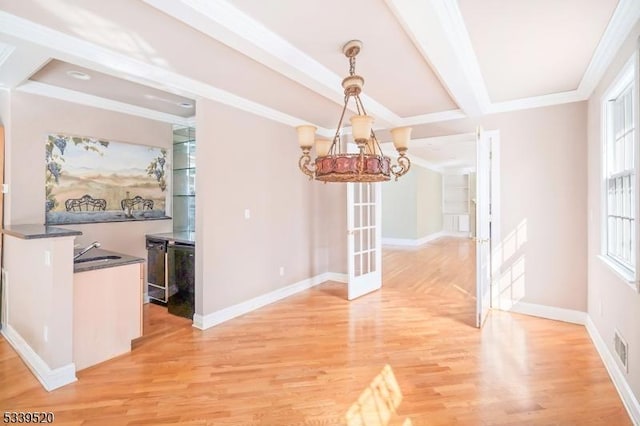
(296, 40), (411, 183)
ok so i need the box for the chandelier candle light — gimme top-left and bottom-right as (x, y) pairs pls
(296, 40), (412, 182)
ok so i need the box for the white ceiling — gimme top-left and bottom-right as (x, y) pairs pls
(0, 0), (637, 168)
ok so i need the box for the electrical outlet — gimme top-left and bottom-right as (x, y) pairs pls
(1, 184), (8, 194)
(279, 266), (285, 276)
(44, 250), (51, 266)
(244, 209), (251, 219)
(43, 326), (48, 343)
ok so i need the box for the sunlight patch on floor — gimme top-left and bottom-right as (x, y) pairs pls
(345, 364), (412, 426)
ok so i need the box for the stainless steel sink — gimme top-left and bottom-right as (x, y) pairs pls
(74, 255), (122, 264)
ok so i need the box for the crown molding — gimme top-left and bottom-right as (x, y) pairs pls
(0, 2), (631, 131)
(577, 0), (640, 99)
(142, 0), (400, 128)
(488, 90), (584, 114)
(17, 81), (192, 125)
(0, 10), (334, 134)
(380, 143), (443, 172)
(409, 133), (476, 147)
(401, 109), (466, 126)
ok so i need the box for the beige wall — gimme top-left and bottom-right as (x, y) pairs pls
(412, 102), (588, 312)
(587, 21), (640, 403)
(382, 165), (442, 240)
(196, 99), (346, 316)
(416, 167), (443, 238)
(5, 92), (173, 259)
(382, 169), (417, 239)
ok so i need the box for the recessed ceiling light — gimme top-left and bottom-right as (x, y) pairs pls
(177, 101), (194, 109)
(66, 70), (91, 80)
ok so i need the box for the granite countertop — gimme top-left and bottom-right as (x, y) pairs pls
(3, 224), (82, 240)
(146, 232), (195, 245)
(74, 248), (144, 273)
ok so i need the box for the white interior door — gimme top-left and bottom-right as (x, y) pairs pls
(347, 182), (382, 300)
(476, 127), (491, 327)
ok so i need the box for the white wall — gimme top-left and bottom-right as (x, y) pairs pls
(5, 92), (173, 259)
(587, 21), (640, 405)
(196, 99), (346, 316)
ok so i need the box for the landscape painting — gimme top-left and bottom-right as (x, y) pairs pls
(45, 133), (170, 225)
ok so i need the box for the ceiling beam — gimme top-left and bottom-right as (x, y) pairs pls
(385, 0), (491, 117)
(0, 41), (49, 89)
(142, 0), (400, 128)
(18, 81), (193, 126)
(0, 10), (333, 135)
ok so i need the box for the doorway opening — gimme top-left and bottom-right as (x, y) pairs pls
(348, 130), (500, 328)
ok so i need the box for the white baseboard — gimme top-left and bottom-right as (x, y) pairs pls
(382, 231), (445, 247)
(0, 324), (77, 391)
(500, 304), (638, 423)
(505, 301), (587, 325)
(586, 316), (640, 424)
(440, 231), (470, 238)
(325, 272), (348, 283)
(193, 272), (343, 330)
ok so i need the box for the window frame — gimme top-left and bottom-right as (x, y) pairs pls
(600, 52), (640, 292)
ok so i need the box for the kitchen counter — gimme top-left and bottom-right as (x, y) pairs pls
(74, 248), (144, 273)
(146, 231), (195, 245)
(3, 224), (82, 239)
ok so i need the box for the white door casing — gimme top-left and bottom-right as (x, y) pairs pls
(347, 182), (382, 300)
(476, 127), (492, 327)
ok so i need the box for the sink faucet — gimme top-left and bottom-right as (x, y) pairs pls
(74, 241), (101, 260)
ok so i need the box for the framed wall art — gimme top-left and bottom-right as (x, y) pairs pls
(45, 133), (170, 225)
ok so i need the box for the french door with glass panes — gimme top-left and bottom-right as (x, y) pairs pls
(347, 182), (382, 300)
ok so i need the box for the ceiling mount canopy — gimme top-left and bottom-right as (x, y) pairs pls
(296, 40), (411, 183)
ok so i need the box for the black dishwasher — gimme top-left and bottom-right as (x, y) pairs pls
(146, 238), (168, 304)
(167, 242), (195, 319)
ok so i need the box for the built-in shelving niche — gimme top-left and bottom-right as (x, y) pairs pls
(173, 127), (195, 233)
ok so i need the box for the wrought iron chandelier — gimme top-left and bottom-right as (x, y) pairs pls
(296, 40), (412, 183)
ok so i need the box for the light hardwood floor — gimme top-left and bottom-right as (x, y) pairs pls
(0, 237), (631, 425)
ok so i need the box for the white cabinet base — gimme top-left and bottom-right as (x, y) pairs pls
(73, 263), (143, 371)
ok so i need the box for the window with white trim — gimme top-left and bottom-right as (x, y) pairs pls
(603, 55), (638, 282)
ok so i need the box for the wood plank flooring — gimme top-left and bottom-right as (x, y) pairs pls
(0, 237), (631, 425)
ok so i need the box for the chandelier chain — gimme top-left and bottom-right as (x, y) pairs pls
(349, 55), (356, 76)
(330, 94), (350, 154)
